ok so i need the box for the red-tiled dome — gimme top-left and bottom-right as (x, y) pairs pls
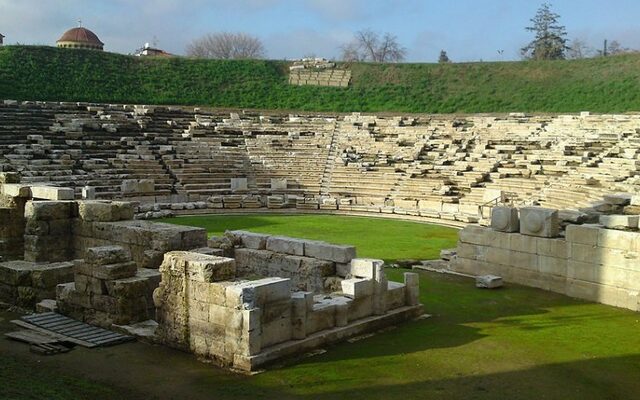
(56, 27), (104, 50)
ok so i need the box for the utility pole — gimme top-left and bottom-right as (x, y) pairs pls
(603, 39), (608, 57)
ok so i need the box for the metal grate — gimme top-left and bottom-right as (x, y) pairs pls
(17, 312), (134, 347)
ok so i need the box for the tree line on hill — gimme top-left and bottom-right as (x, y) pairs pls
(185, 2), (636, 63)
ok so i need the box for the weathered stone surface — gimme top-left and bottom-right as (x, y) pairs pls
(491, 206), (519, 232)
(341, 278), (373, 298)
(519, 207), (559, 238)
(599, 214), (639, 230)
(75, 261), (137, 280)
(1, 184), (31, 198)
(266, 236), (305, 256)
(78, 201), (135, 222)
(24, 201), (72, 221)
(228, 230), (269, 250)
(85, 246), (131, 266)
(476, 275), (504, 289)
(304, 240), (356, 263)
(30, 186), (75, 201)
(350, 258), (384, 279)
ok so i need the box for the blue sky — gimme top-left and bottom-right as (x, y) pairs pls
(1, 0), (639, 62)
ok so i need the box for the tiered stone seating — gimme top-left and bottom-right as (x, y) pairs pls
(3, 102), (640, 221)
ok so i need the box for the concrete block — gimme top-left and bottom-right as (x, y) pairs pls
(491, 206), (519, 232)
(304, 240), (356, 263)
(599, 215), (639, 230)
(30, 186), (75, 201)
(520, 207), (559, 238)
(82, 186), (96, 200)
(603, 193), (632, 206)
(266, 236), (305, 256)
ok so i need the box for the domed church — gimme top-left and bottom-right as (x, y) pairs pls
(56, 24), (104, 51)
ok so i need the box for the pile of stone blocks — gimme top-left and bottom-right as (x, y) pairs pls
(0, 260), (74, 308)
(153, 251), (422, 372)
(452, 206), (640, 311)
(225, 231), (356, 292)
(24, 200), (75, 262)
(73, 200), (208, 269)
(57, 245), (160, 327)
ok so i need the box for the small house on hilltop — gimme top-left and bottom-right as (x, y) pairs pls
(134, 43), (173, 58)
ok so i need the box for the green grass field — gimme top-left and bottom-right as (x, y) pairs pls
(159, 214), (460, 262)
(3, 45), (640, 113)
(2, 215), (640, 399)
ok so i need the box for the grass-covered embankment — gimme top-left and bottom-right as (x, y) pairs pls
(2, 45), (640, 113)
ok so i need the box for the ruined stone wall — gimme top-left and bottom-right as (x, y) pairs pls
(3, 101), (640, 224)
(154, 251), (422, 371)
(451, 207), (640, 311)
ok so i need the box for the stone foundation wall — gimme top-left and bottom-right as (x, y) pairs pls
(451, 213), (640, 311)
(154, 251), (422, 371)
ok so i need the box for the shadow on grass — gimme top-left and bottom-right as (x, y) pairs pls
(285, 354), (640, 400)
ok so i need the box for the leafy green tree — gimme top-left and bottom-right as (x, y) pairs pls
(521, 3), (569, 60)
(438, 50), (451, 63)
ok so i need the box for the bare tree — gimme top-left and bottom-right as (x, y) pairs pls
(340, 29), (406, 63)
(567, 38), (594, 59)
(607, 40), (635, 55)
(186, 32), (265, 59)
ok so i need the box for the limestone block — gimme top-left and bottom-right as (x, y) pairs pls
(291, 292), (308, 339)
(307, 301), (337, 334)
(266, 236), (305, 256)
(270, 178), (287, 191)
(404, 272), (420, 306)
(458, 225), (491, 246)
(228, 230), (269, 250)
(0, 260), (33, 286)
(519, 207), (559, 238)
(121, 180), (138, 193)
(509, 234), (538, 254)
(0, 172), (20, 184)
(227, 277), (291, 309)
(30, 186), (74, 201)
(565, 224), (600, 246)
(597, 228), (640, 252)
(75, 261), (137, 280)
(491, 206), (519, 233)
(603, 193), (632, 206)
(82, 186), (96, 200)
(350, 258), (384, 279)
(78, 201), (134, 222)
(386, 281), (406, 310)
(476, 275), (504, 289)
(24, 201), (72, 221)
(335, 263), (350, 278)
(261, 299), (293, 348)
(536, 237), (568, 259)
(304, 241), (356, 263)
(599, 215), (639, 230)
(138, 179), (155, 193)
(85, 246), (131, 266)
(341, 278), (373, 298)
(1, 184), (31, 198)
(538, 256), (568, 277)
(230, 178), (248, 192)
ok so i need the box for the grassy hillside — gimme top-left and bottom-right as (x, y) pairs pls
(2, 45), (640, 113)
